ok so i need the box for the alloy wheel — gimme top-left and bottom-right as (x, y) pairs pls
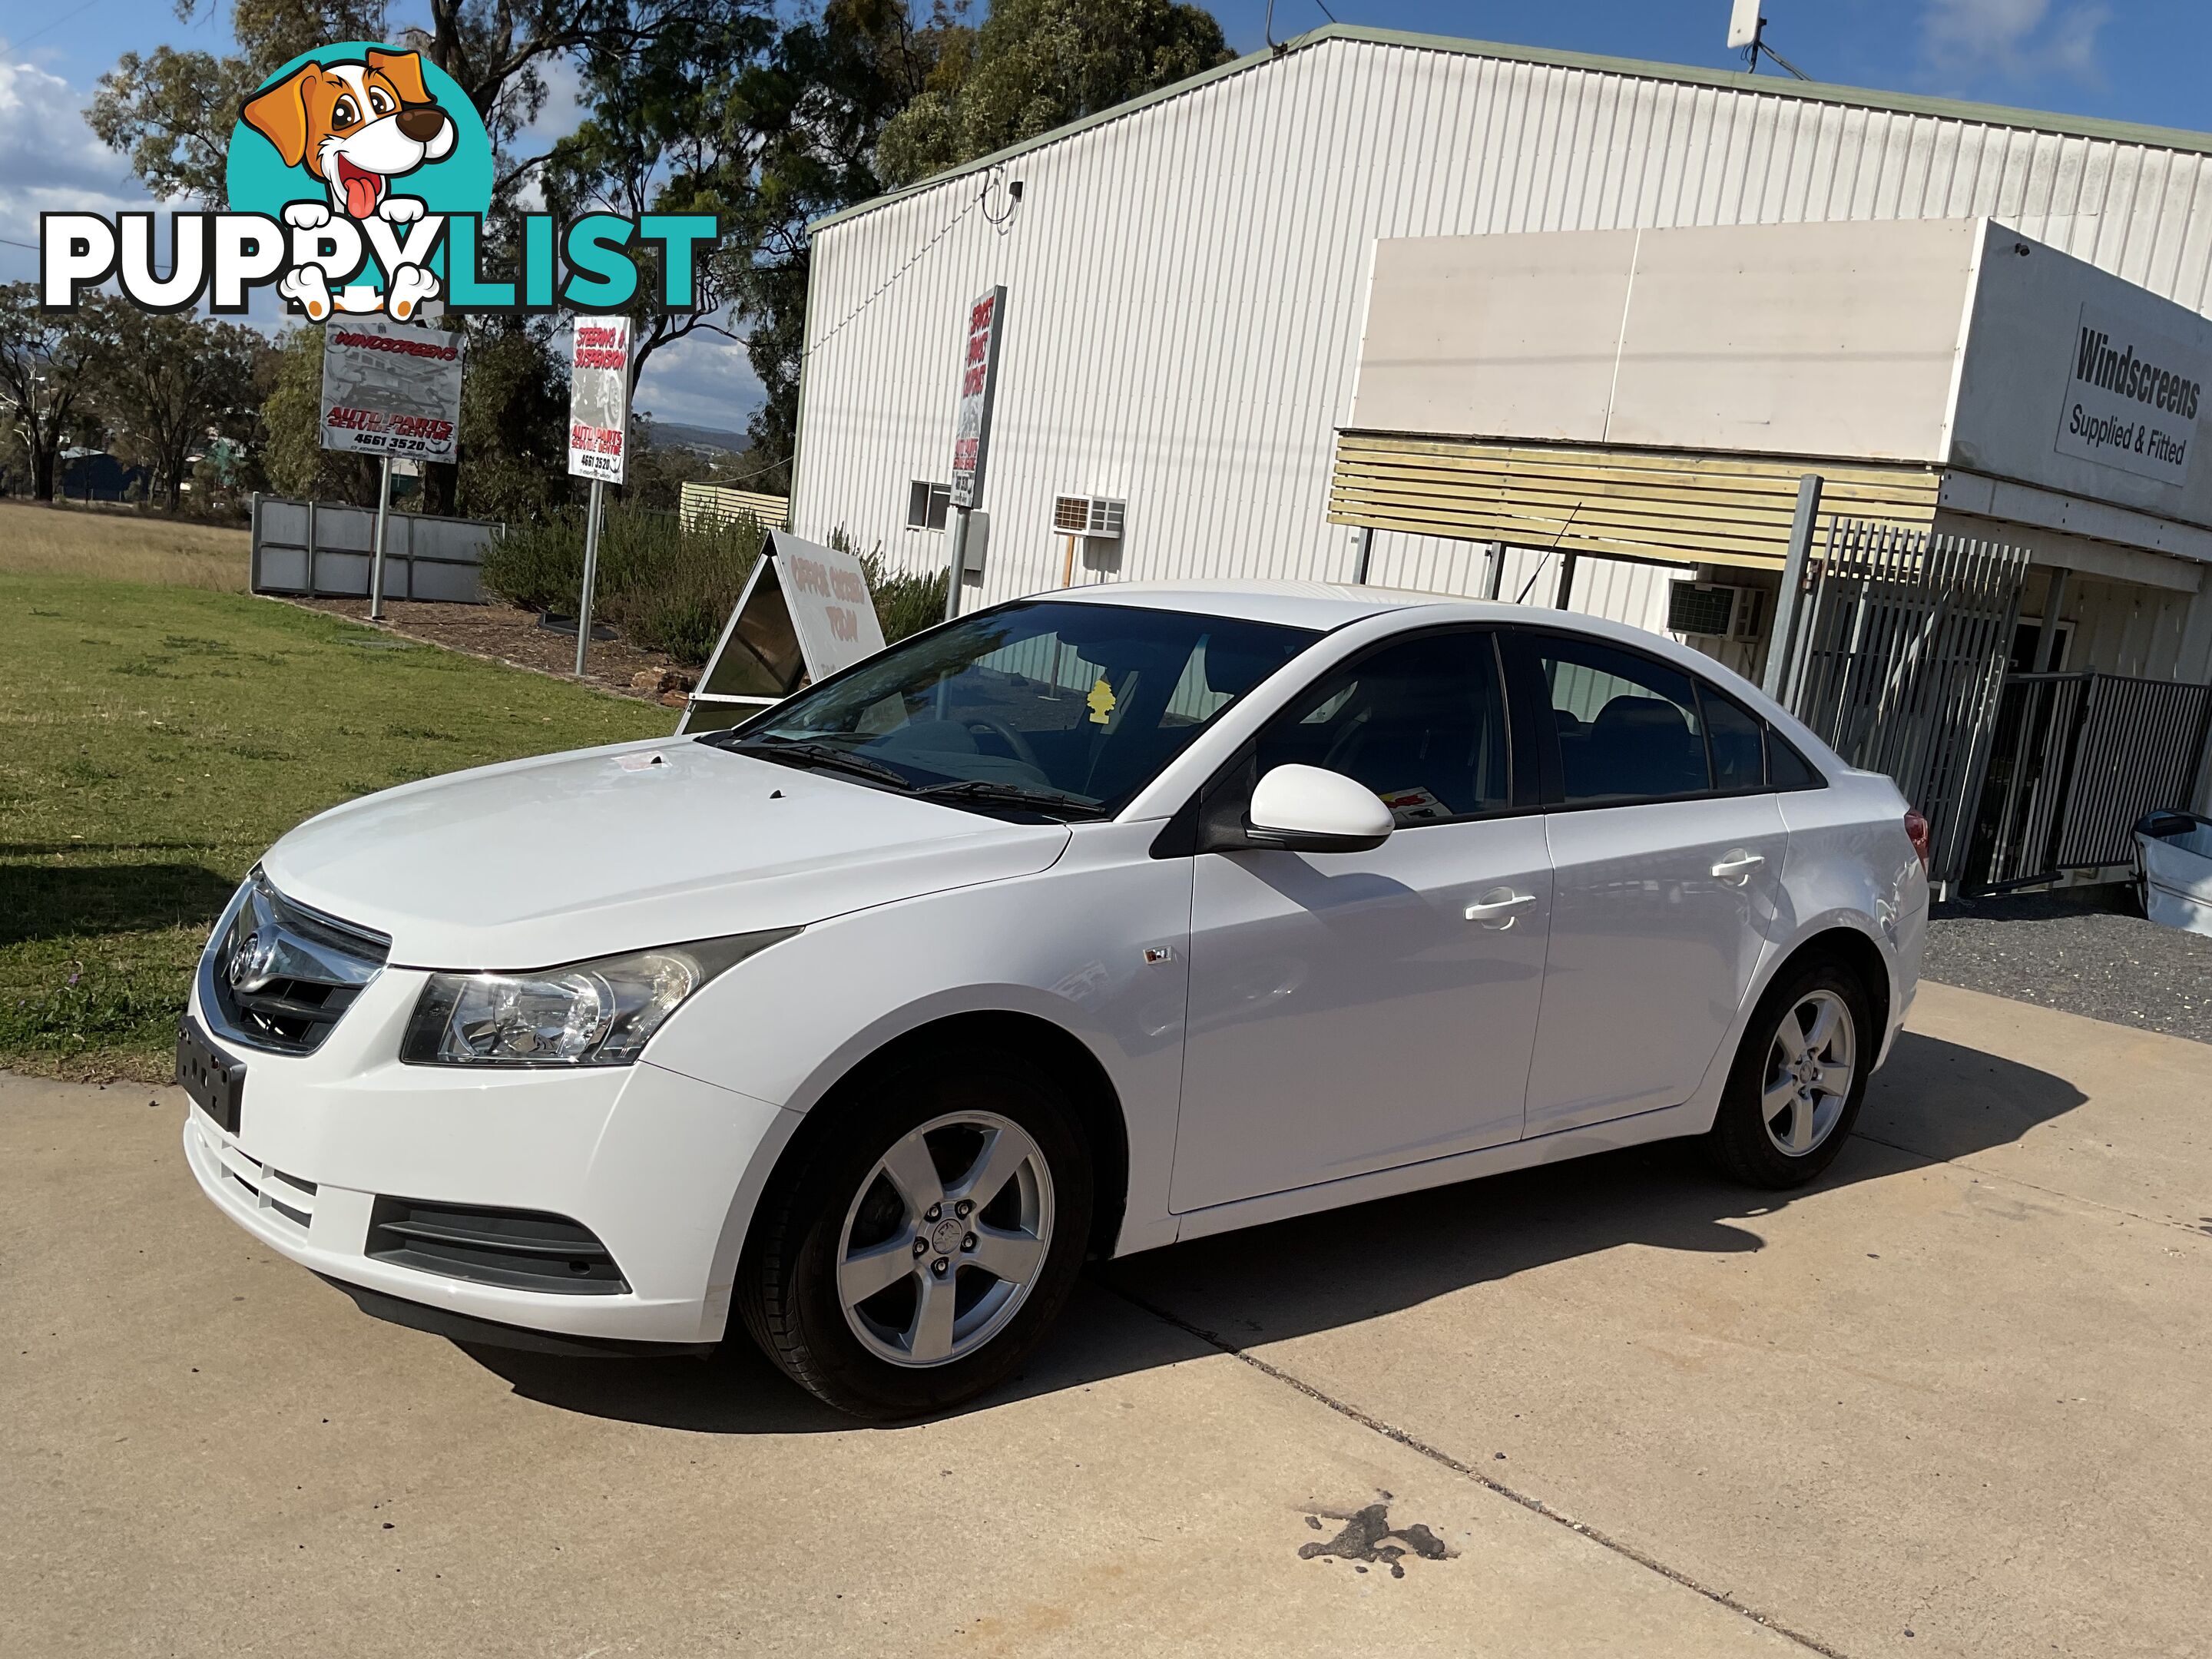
(836, 1110), (1055, 1368)
(1760, 988), (1857, 1157)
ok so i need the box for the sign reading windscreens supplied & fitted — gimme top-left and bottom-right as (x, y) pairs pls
(2054, 302), (2204, 487)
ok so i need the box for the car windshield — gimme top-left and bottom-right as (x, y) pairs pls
(701, 601), (1319, 818)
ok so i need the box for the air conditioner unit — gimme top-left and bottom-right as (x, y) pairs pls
(1667, 580), (1766, 641)
(1051, 495), (1126, 539)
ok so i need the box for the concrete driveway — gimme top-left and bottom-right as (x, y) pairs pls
(5, 982), (2208, 1657)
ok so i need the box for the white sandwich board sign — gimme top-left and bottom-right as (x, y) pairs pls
(319, 316), (464, 461)
(680, 531), (887, 730)
(567, 316), (632, 484)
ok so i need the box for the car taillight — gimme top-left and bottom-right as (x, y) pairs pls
(1903, 808), (1932, 869)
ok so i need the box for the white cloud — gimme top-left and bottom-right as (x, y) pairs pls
(632, 328), (766, 433)
(1920, 0), (2109, 86)
(0, 47), (159, 278)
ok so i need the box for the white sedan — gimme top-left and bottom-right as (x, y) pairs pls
(180, 583), (1928, 1418)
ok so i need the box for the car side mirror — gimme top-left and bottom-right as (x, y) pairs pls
(1239, 763), (1393, 853)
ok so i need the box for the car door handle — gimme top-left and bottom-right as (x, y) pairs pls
(1711, 849), (1767, 883)
(1465, 889), (1537, 928)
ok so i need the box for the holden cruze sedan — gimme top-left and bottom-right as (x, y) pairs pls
(180, 582), (1927, 1418)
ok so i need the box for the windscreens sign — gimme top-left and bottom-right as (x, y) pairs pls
(2055, 303), (2204, 488)
(319, 316), (464, 459)
(567, 316), (631, 484)
(949, 286), (1005, 508)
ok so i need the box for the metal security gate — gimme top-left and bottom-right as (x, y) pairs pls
(1775, 518), (2031, 889)
(1971, 671), (2212, 889)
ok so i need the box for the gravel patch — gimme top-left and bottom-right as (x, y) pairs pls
(1925, 884), (2212, 1045)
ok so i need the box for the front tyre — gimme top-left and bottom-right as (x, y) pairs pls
(737, 1049), (1093, 1420)
(1707, 958), (1872, 1189)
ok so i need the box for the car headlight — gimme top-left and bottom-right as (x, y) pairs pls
(399, 930), (798, 1068)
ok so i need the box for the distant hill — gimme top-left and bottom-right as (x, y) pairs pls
(641, 420), (753, 455)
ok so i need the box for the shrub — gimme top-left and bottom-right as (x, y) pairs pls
(480, 508), (949, 666)
(480, 504), (765, 664)
(859, 550), (950, 644)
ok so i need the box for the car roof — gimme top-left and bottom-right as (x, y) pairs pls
(1035, 580), (1836, 758)
(1044, 579), (1487, 631)
(1040, 579), (1694, 648)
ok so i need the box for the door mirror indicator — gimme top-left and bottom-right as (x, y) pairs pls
(1237, 764), (1394, 853)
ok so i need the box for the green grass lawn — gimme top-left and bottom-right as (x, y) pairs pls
(0, 575), (673, 1082)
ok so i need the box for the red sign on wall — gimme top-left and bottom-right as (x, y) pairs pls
(949, 286), (1006, 509)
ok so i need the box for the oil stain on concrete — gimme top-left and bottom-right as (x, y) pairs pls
(1299, 1494), (1455, 1580)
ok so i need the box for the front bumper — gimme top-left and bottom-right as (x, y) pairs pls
(182, 967), (796, 1346)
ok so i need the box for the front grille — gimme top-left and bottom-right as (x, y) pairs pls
(202, 869), (389, 1055)
(366, 1199), (628, 1295)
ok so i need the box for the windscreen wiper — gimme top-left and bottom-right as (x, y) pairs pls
(916, 779), (1107, 820)
(724, 737), (913, 791)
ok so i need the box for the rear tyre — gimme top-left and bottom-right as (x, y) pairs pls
(737, 1047), (1093, 1421)
(1707, 957), (1872, 1189)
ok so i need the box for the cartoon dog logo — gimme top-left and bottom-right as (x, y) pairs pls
(240, 48), (455, 321)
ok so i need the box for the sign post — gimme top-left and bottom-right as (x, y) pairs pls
(369, 456), (393, 617)
(317, 316), (465, 620)
(566, 316), (633, 674)
(945, 286), (1006, 621)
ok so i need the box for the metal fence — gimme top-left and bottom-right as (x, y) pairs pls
(249, 494), (502, 603)
(1972, 671), (2212, 889)
(1777, 518), (2031, 888)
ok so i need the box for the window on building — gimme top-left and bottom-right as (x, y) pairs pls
(906, 480), (952, 531)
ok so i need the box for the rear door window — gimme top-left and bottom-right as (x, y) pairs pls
(1531, 636), (1711, 804)
(1767, 730), (1824, 790)
(1516, 631), (1826, 803)
(1698, 684), (1767, 792)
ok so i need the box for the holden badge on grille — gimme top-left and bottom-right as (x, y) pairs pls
(227, 929), (279, 994)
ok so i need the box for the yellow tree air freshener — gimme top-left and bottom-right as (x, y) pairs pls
(1086, 677), (1117, 726)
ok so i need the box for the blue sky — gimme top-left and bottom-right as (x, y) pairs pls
(4, 0), (2205, 432)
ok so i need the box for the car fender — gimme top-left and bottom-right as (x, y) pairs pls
(646, 820), (1194, 1320)
(1676, 780), (1921, 1133)
(1675, 907), (1898, 1135)
(683, 974), (1147, 1343)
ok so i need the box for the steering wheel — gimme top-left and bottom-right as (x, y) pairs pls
(964, 716), (1041, 773)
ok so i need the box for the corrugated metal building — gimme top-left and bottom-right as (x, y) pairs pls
(788, 22), (2212, 819)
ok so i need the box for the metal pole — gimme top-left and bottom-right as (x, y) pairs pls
(1554, 551), (1578, 611)
(1761, 472), (1824, 702)
(2035, 566), (2071, 671)
(368, 455), (393, 620)
(943, 505), (969, 622)
(575, 476), (605, 677)
(1350, 525), (1374, 584)
(1481, 542), (1505, 601)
